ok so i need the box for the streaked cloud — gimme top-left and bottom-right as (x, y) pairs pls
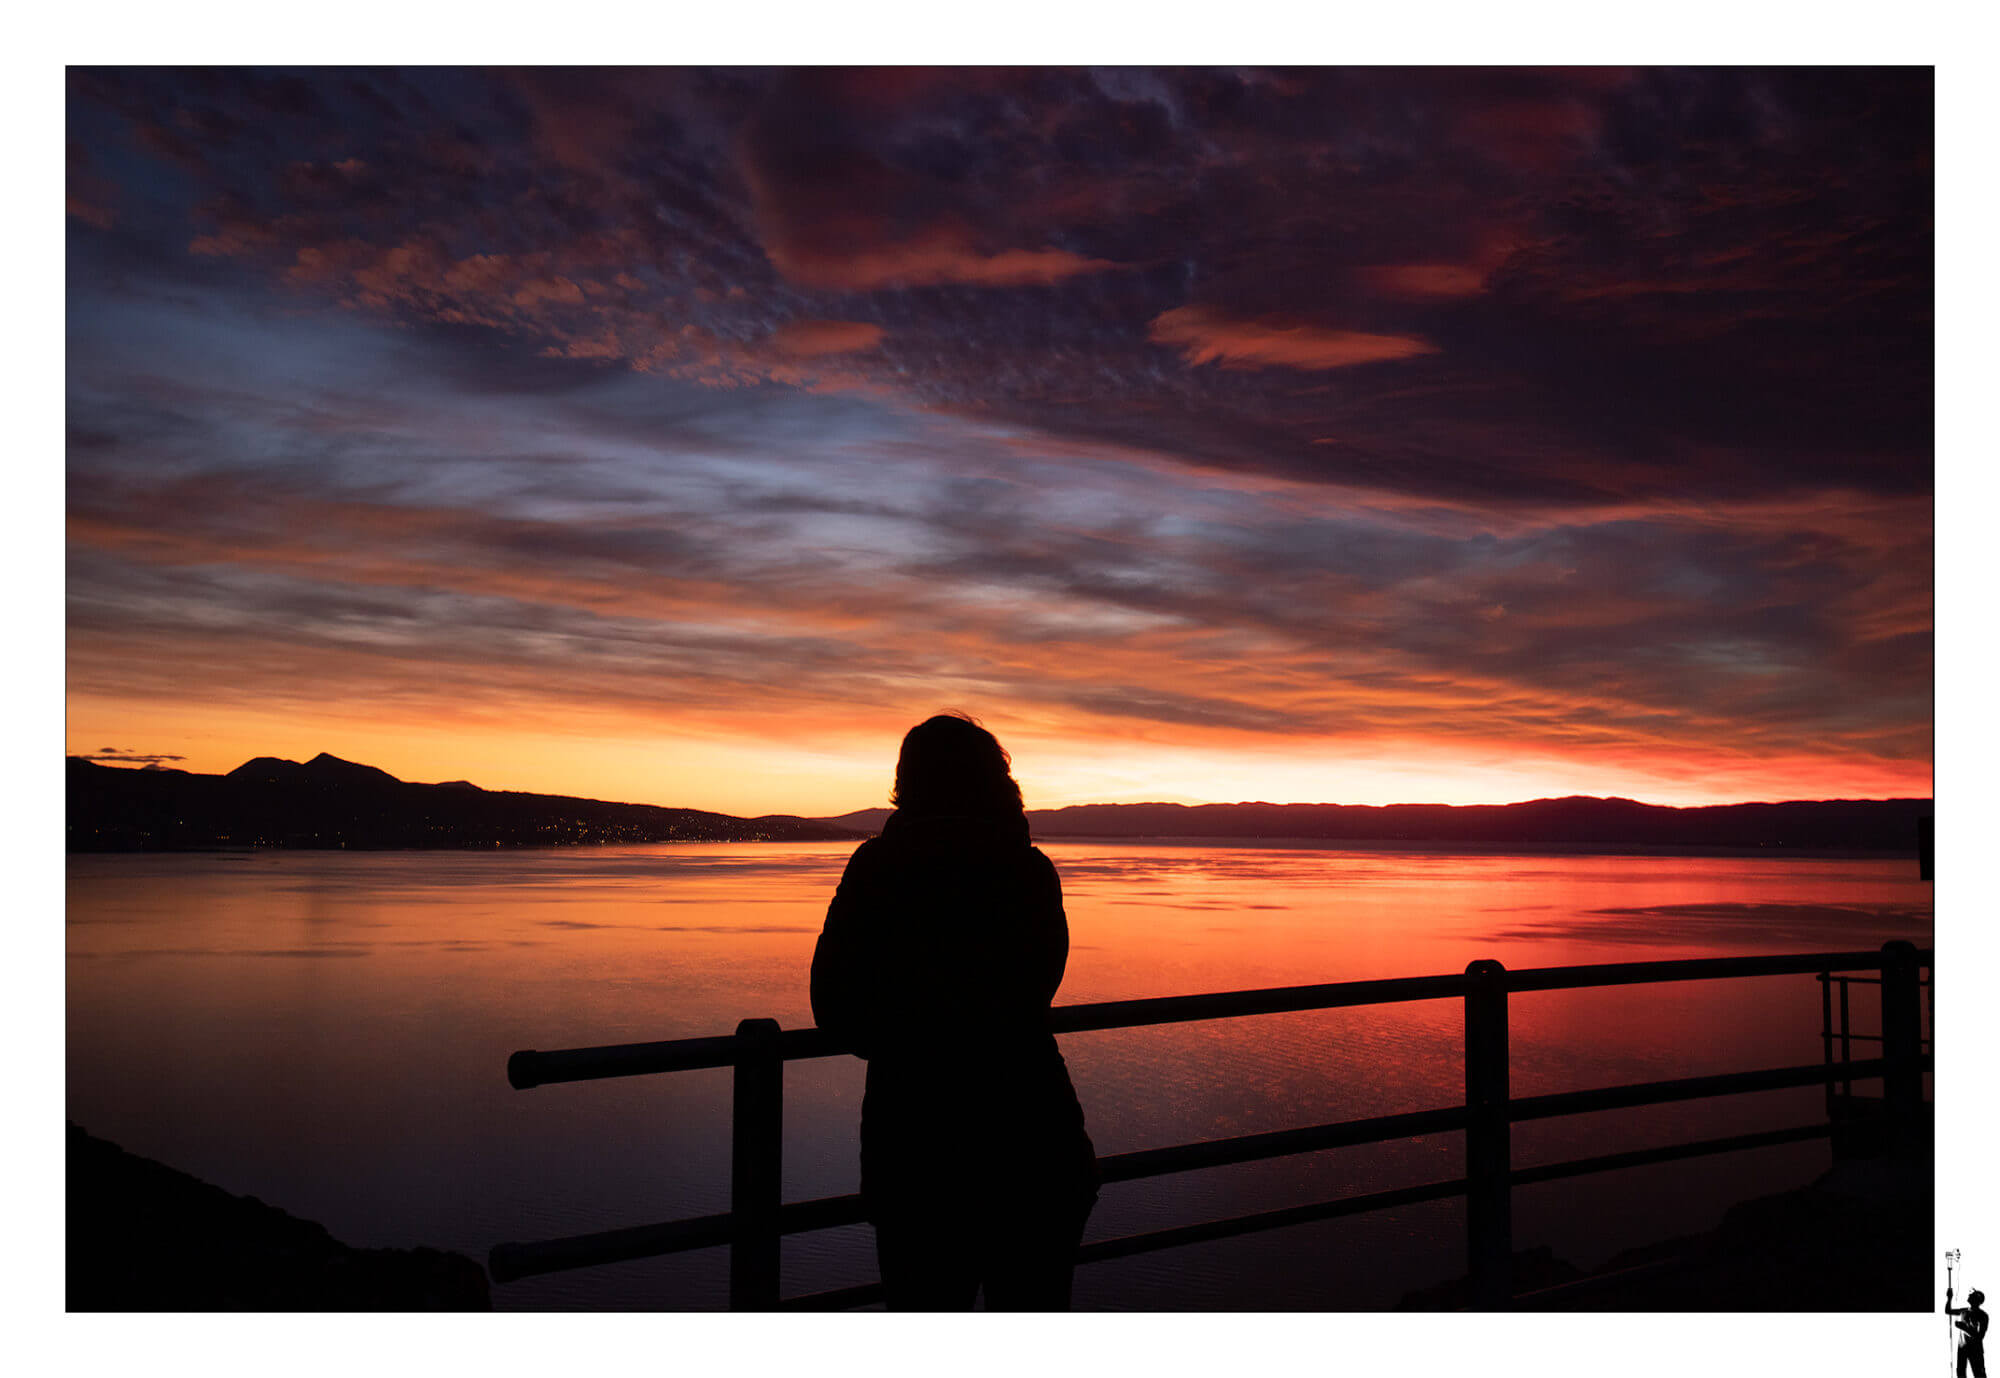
(1149, 306), (1438, 371)
(63, 67), (1932, 813)
(768, 318), (887, 357)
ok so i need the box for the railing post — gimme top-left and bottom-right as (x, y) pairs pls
(730, 1017), (782, 1310)
(1879, 941), (1924, 1161)
(1464, 959), (1511, 1309)
(1840, 978), (1853, 1100)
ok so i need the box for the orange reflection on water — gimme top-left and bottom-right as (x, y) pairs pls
(66, 840), (1930, 1308)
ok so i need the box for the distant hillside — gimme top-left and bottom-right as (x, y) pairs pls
(821, 797), (1930, 854)
(821, 807), (893, 833)
(67, 753), (862, 852)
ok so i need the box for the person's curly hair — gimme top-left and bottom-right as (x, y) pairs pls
(890, 712), (1024, 816)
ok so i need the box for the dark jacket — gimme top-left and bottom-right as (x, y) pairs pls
(811, 809), (1095, 1221)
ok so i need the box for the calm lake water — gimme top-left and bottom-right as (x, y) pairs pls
(65, 841), (1932, 1310)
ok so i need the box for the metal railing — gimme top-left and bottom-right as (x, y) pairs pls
(1819, 967), (1934, 1114)
(489, 940), (1932, 1310)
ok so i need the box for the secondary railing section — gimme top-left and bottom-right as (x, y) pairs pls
(489, 941), (1932, 1310)
(1820, 967), (1934, 1117)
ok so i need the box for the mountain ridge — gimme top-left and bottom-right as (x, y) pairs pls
(67, 753), (1931, 855)
(822, 796), (1930, 854)
(67, 753), (860, 851)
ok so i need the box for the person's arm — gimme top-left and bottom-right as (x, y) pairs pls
(811, 846), (883, 1059)
(1031, 849), (1069, 1008)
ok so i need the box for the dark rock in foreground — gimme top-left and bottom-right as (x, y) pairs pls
(67, 1124), (490, 1311)
(1397, 1156), (1931, 1311)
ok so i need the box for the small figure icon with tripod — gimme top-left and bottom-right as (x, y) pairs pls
(1948, 1249), (1988, 1378)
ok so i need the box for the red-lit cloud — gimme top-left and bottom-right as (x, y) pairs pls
(1359, 264), (1488, 299)
(765, 219), (1116, 292)
(1149, 306), (1438, 371)
(768, 319), (886, 357)
(62, 67), (1933, 812)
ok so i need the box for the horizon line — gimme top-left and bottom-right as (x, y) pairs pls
(68, 752), (1935, 818)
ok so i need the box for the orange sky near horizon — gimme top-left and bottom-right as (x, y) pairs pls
(63, 691), (1934, 818)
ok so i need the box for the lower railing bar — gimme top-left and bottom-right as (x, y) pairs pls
(1504, 950), (1894, 994)
(783, 1178), (1478, 1309)
(1809, 1033), (1933, 1053)
(1509, 1057), (1895, 1124)
(1841, 982), (1853, 1098)
(491, 1192), (872, 1282)
(489, 1210), (735, 1283)
(1508, 1122), (1835, 1188)
(506, 1115), (1861, 1299)
(1097, 1105), (1470, 1184)
(783, 1177), (1487, 1309)
(490, 1104), (1475, 1282)
(491, 1056), (1917, 1282)
(777, 1193), (870, 1235)
(1075, 1177), (1471, 1267)
(780, 1280), (888, 1311)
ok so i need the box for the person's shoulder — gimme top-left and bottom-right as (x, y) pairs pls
(840, 836), (893, 872)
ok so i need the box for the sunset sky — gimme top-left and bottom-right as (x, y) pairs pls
(64, 66), (1934, 817)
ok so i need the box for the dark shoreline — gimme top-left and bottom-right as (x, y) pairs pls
(66, 836), (1920, 864)
(66, 1125), (489, 1312)
(1032, 834), (1920, 862)
(68, 755), (1930, 858)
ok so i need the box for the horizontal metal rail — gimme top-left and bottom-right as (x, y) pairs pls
(493, 942), (1932, 1307)
(496, 1111), (1876, 1293)
(1820, 1031), (1932, 1049)
(779, 1178), (1483, 1311)
(1096, 1105), (1471, 1184)
(486, 1053), (1924, 1286)
(506, 948), (1915, 1090)
(1509, 1122), (1836, 1188)
(490, 1104), (1475, 1283)
(1509, 1057), (1899, 1122)
(1502, 949), (1894, 993)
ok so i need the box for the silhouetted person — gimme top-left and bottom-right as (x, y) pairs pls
(1951, 1288), (1989, 1377)
(811, 713), (1097, 1310)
